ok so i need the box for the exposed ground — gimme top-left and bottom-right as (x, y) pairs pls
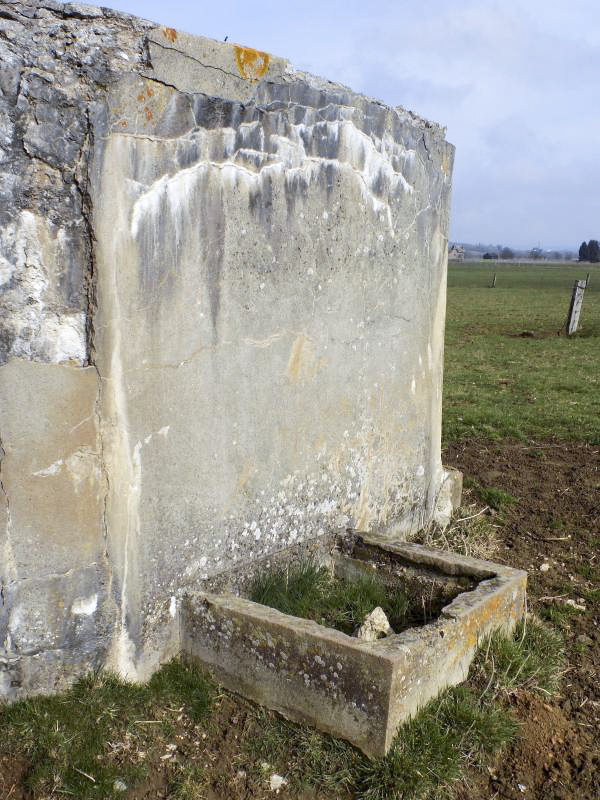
(447, 438), (600, 800)
(1, 262), (598, 799)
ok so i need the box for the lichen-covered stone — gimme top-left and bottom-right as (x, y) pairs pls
(182, 543), (527, 758)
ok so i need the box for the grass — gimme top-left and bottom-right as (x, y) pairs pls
(248, 560), (411, 634)
(473, 485), (517, 512)
(575, 562), (598, 580)
(444, 262), (600, 444)
(581, 586), (600, 604)
(0, 620), (563, 800)
(538, 602), (586, 631)
(0, 660), (214, 799)
(472, 616), (566, 695)
(416, 504), (499, 560)
(247, 685), (517, 800)
(243, 619), (561, 799)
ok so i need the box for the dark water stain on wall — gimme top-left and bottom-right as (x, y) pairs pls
(199, 171), (226, 340)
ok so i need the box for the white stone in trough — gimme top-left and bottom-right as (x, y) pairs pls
(355, 607), (394, 641)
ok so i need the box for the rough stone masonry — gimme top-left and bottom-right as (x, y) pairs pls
(0, 0), (455, 698)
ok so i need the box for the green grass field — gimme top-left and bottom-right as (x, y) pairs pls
(443, 262), (600, 444)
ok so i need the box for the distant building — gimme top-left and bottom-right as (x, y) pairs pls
(448, 244), (465, 262)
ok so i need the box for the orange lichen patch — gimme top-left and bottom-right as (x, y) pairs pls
(147, 86), (154, 97)
(137, 93), (145, 102)
(234, 45), (270, 81)
(164, 27), (177, 43)
(144, 106), (153, 121)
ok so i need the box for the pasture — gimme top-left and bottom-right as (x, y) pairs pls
(444, 262), (600, 443)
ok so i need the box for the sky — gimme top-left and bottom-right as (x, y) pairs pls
(85, 0), (600, 250)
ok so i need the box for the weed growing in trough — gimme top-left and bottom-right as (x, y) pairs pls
(248, 559), (411, 634)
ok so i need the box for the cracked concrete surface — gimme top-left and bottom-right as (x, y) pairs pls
(0, 1), (455, 697)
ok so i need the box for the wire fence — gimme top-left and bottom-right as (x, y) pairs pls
(448, 262), (599, 292)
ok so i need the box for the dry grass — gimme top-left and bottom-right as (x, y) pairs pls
(414, 503), (499, 560)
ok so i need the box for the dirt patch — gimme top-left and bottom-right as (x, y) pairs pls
(446, 438), (600, 800)
(0, 752), (30, 799)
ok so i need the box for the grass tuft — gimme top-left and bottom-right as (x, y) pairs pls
(538, 601), (586, 630)
(147, 658), (214, 721)
(0, 659), (214, 799)
(474, 485), (517, 511)
(416, 504), (499, 560)
(356, 687), (517, 800)
(167, 765), (207, 799)
(472, 616), (565, 695)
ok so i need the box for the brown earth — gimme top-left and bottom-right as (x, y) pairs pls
(447, 438), (600, 800)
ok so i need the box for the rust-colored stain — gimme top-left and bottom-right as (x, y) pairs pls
(287, 334), (308, 382)
(147, 86), (154, 97)
(119, 119), (128, 127)
(137, 93), (145, 102)
(144, 106), (153, 121)
(164, 27), (177, 43)
(237, 460), (257, 491)
(234, 45), (270, 81)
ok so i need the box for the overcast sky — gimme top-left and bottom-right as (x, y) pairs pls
(89, 0), (600, 250)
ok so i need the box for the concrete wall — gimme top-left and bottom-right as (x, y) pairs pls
(0, 1), (454, 697)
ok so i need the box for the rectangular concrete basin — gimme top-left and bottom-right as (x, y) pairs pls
(181, 540), (527, 758)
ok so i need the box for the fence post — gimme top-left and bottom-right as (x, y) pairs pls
(565, 280), (586, 335)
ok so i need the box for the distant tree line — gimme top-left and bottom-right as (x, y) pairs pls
(456, 242), (576, 261)
(579, 240), (599, 262)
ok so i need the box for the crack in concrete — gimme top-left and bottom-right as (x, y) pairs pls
(147, 38), (248, 85)
(2, 561), (99, 589)
(138, 71), (190, 96)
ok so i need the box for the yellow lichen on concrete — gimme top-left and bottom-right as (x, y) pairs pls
(234, 45), (270, 81)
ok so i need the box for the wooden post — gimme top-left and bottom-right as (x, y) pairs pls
(565, 280), (586, 335)
(586, 272), (590, 288)
(490, 273), (496, 288)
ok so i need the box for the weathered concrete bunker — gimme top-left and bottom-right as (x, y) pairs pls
(1, 1), (459, 699)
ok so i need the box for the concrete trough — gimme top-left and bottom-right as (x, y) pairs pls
(181, 540), (527, 758)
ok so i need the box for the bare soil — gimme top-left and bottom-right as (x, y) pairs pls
(447, 438), (600, 800)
